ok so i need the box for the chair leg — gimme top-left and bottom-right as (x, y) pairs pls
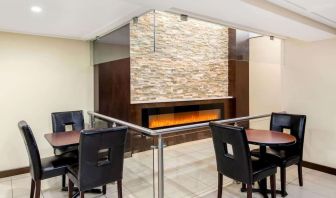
(68, 179), (74, 198)
(246, 184), (252, 198)
(30, 179), (35, 198)
(34, 180), (41, 198)
(270, 174), (276, 198)
(80, 191), (85, 198)
(217, 173), (223, 198)
(62, 175), (66, 188)
(241, 183), (246, 191)
(298, 161), (303, 186)
(102, 185), (106, 195)
(117, 180), (123, 198)
(281, 166), (287, 197)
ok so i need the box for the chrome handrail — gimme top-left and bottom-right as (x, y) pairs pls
(87, 111), (272, 136)
(87, 110), (274, 198)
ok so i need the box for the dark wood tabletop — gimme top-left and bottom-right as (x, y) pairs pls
(44, 131), (80, 148)
(246, 129), (296, 146)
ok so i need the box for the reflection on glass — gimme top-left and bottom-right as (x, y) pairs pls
(93, 24), (130, 65)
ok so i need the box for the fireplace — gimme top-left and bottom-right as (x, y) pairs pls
(142, 103), (224, 129)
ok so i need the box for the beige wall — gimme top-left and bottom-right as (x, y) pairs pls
(0, 32), (93, 171)
(130, 11), (229, 103)
(283, 38), (336, 168)
(93, 42), (129, 65)
(250, 36), (336, 168)
(249, 36), (283, 129)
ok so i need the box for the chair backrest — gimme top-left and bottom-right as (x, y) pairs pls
(210, 122), (252, 184)
(78, 126), (128, 191)
(270, 112), (306, 157)
(18, 121), (42, 180)
(51, 110), (84, 132)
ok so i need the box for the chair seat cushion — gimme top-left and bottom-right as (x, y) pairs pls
(66, 164), (80, 187)
(41, 156), (77, 180)
(251, 148), (300, 167)
(67, 164), (79, 177)
(54, 145), (78, 156)
(251, 157), (277, 182)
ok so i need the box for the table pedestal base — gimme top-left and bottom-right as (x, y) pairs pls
(63, 186), (103, 198)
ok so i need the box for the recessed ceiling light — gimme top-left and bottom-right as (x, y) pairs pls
(31, 6), (42, 13)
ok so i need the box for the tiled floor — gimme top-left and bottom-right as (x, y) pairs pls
(1, 138), (335, 198)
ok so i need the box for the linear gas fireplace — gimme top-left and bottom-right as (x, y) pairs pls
(142, 103), (224, 129)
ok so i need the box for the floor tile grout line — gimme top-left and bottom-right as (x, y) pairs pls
(10, 177), (13, 198)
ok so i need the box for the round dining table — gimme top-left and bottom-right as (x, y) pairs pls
(243, 129), (296, 198)
(246, 129), (296, 147)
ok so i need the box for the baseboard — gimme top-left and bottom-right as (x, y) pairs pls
(303, 161), (336, 176)
(0, 167), (29, 178)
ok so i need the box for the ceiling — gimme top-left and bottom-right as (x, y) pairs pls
(0, 0), (335, 41)
(0, 0), (147, 40)
(267, 0), (336, 28)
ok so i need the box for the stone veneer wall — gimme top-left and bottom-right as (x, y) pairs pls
(130, 11), (229, 103)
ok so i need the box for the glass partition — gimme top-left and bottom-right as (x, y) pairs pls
(92, 117), (156, 197)
(93, 24), (130, 65)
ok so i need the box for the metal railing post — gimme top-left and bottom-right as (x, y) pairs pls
(157, 135), (164, 198)
(90, 114), (95, 128)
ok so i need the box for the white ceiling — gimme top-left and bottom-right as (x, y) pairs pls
(0, 0), (335, 41)
(0, 0), (147, 40)
(267, 0), (336, 28)
(126, 0), (336, 41)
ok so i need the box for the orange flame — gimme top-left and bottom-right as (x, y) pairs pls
(149, 109), (220, 128)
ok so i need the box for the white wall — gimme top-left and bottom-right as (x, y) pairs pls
(283, 38), (336, 168)
(249, 36), (283, 129)
(0, 32), (93, 171)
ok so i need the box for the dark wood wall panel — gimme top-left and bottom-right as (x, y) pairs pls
(228, 28), (250, 124)
(97, 58), (130, 121)
(229, 60), (249, 117)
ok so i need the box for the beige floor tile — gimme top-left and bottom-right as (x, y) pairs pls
(2, 138), (336, 198)
(43, 189), (67, 198)
(286, 181), (328, 198)
(105, 187), (132, 198)
(11, 173), (30, 181)
(124, 181), (154, 198)
(165, 172), (211, 196)
(0, 176), (11, 183)
(289, 174), (336, 198)
(164, 182), (196, 198)
(0, 180), (12, 198)
(12, 176), (42, 198)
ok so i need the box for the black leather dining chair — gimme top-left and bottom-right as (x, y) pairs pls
(210, 122), (277, 198)
(67, 126), (128, 198)
(51, 110), (84, 189)
(18, 121), (77, 198)
(251, 112), (306, 196)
